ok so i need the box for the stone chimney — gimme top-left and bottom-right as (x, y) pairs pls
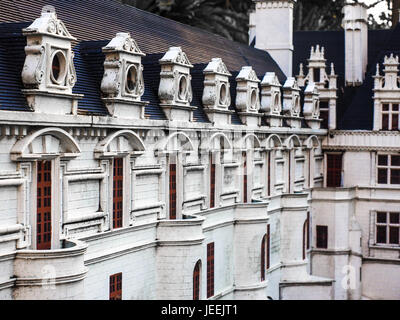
(252, 0), (296, 78)
(342, 2), (368, 86)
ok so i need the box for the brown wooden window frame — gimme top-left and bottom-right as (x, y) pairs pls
(316, 225), (328, 249)
(326, 153), (342, 187)
(206, 242), (214, 298)
(381, 103), (399, 131)
(169, 161), (177, 220)
(109, 272), (122, 300)
(261, 234), (266, 281)
(36, 160), (52, 250)
(266, 224), (270, 270)
(210, 154), (216, 209)
(377, 154), (400, 185)
(376, 211), (400, 245)
(113, 158), (124, 229)
(193, 260), (201, 300)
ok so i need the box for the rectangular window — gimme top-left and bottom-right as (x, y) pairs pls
(320, 101), (329, 129)
(381, 103), (399, 131)
(113, 158), (123, 229)
(313, 68), (320, 83)
(169, 162), (177, 219)
(376, 212), (400, 245)
(37, 160), (52, 250)
(377, 154), (400, 185)
(326, 153), (342, 187)
(207, 242), (214, 298)
(109, 273), (122, 300)
(243, 152), (247, 203)
(316, 225), (328, 249)
(210, 154), (215, 209)
(266, 224), (270, 270)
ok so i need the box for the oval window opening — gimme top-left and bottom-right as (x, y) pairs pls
(219, 83), (227, 105)
(251, 89), (257, 109)
(126, 65), (137, 93)
(179, 76), (187, 100)
(50, 51), (67, 84)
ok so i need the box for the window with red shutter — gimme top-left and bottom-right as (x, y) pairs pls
(210, 154), (215, 209)
(316, 225), (328, 249)
(243, 152), (247, 203)
(261, 235), (266, 281)
(109, 273), (122, 300)
(37, 160), (52, 250)
(326, 153), (342, 187)
(169, 162), (177, 219)
(266, 224), (270, 270)
(193, 260), (201, 300)
(113, 158), (123, 229)
(207, 242), (214, 298)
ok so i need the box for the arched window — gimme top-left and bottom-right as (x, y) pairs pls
(193, 260), (201, 300)
(261, 235), (266, 281)
(303, 212), (311, 259)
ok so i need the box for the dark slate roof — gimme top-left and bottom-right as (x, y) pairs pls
(293, 27), (397, 130)
(0, 0), (286, 123)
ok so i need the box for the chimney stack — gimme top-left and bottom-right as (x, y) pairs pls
(252, 0), (296, 78)
(342, 2), (368, 86)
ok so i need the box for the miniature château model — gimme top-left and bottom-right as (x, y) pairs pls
(0, 0), (398, 300)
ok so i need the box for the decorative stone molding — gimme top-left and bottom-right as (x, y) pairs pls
(158, 47), (196, 121)
(260, 72), (283, 127)
(21, 6), (82, 115)
(100, 32), (148, 119)
(303, 83), (321, 129)
(94, 129), (146, 159)
(202, 58), (233, 125)
(282, 77), (302, 128)
(235, 66), (261, 126)
(10, 127), (81, 161)
(373, 54), (400, 131)
(323, 130), (400, 151)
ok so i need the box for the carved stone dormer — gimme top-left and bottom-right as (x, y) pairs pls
(158, 47), (195, 122)
(296, 45), (338, 130)
(373, 54), (400, 131)
(282, 77), (302, 128)
(303, 83), (321, 129)
(235, 66), (261, 126)
(101, 32), (148, 119)
(260, 72), (282, 127)
(202, 58), (233, 125)
(21, 5), (82, 115)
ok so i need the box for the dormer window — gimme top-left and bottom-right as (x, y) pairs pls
(381, 103), (399, 131)
(50, 51), (66, 84)
(126, 65), (138, 93)
(250, 89), (258, 109)
(313, 68), (320, 83)
(219, 83), (227, 105)
(178, 75), (188, 100)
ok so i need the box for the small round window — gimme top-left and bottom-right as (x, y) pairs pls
(50, 51), (67, 85)
(178, 75), (187, 100)
(250, 89), (258, 109)
(126, 65), (138, 93)
(219, 83), (227, 105)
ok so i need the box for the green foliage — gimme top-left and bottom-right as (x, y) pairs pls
(117, 0), (393, 44)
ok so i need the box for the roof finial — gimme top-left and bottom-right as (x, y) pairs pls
(299, 63), (304, 76)
(376, 63), (380, 76)
(330, 63), (335, 76)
